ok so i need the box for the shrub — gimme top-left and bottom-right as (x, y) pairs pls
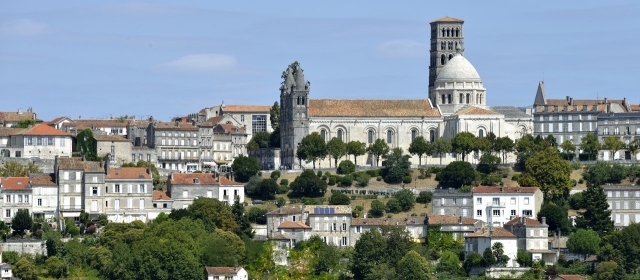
(276, 185), (289, 194)
(328, 177), (336, 186)
(340, 175), (353, 187)
(276, 197), (286, 207)
(403, 176), (412, 184)
(393, 189), (416, 211)
(511, 173), (521, 181)
(247, 208), (268, 224)
(330, 192), (351, 205)
(280, 179), (289, 187)
(416, 191), (433, 204)
(365, 169), (381, 177)
(317, 170), (323, 177)
(324, 171), (331, 177)
(571, 162), (582, 170)
(85, 225), (97, 235)
(578, 178), (584, 184)
(376, 176), (382, 181)
(418, 168), (427, 179)
(386, 198), (402, 213)
(321, 175), (327, 181)
(270, 171), (281, 180)
(369, 200), (385, 218)
(355, 173), (371, 187)
(338, 160), (356, 174)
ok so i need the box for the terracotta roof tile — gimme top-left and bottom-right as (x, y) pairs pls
(278, 221), (311, 229)
(29, 173), (56, 186)
(105, 167), (151, 180)
(153, 121), (199, 131)
(0, 111), (36, 122)
(427, 214), (479, 225)
(66, 120), (129, 128)
(94, 135), (130, 142)
(351, 218), (389, 226)
(18, 124), (71, 136)
(536, 104), (609, 113)
(472, 186), (540, 193)
(466, 226), (517, 238)
(309, 99), (440, 118)
(431, 16), (464, 23)
(153, 191), (172, 200)
(630, 104), (640, 112)
(169, 173), (241, 185)
(206, 116), (225, 125)
(454, 106), (499, 116)
(266, 206), (303, 215)
(48, 117), (69, 124)
(205, 266), (244, 275)
(57, 157), (85, 170)
(223, 105), (271, 113)
(0, 127), (25, 137)
(218, 124), (246, 134)
(0, 177), (30, 190)
(84, 161), (103, 173)
(504, 216), (542, 226)
(554, 275), (587, 280)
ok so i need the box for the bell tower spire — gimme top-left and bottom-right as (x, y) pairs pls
(428, 16), (464, 104)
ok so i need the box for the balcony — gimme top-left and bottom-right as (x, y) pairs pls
(486, 202), (505, 207)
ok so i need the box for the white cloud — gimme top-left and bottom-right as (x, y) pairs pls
(376, 39), (429, 59)
(0, 19), (47, 37)
(156, 54), (238, 73)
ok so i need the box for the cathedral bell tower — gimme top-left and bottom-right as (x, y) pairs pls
(429, 16), (464, 104)
(280, 65), (310, 168)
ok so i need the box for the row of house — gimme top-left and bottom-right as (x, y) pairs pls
(0, 156), (244, 224)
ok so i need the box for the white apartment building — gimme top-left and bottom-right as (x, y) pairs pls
(0, 177), (31, 224)
(30, 173), (58, 220)
(472, 187), (543, 227)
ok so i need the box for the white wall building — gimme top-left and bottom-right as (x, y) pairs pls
(29, 173), (58, 220)
(471, 187), (543, 227)
(465, 226), (519, 267)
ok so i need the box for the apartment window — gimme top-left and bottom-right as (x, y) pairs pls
(616, 191), (620, 198)
(75, 184), (81, 193)
(548, 123), (553, 133)
(252, 115), (267, 134)
(207, 190), (213, 198)
(511, 210), (516, 216)
(492, 197), (500, 206)
(510, 197), (516, 205)
(5, 210), (10, 218)
(367, 130), (374, 144)
(624, 191), (629, 197)
(4, 195), (10, 203)
(477, 210), (482, 217)
(608, 191), (612, 197)
(138, 154), (143, 161)
(92, 187), (98, 196)
(411, 129), (417, 142)
(624, 201), (629, 209)
(476, 198), (482, 205)
(342, 223), (347, 231)
(63, 172), (69, 180)
(492, 210), (501, 217)
(147, 154), (151, 161)
(115, 199), (120, 211)
(163, 203), (168, 208)
(64, 184), (69, 193)
(127, 184), (132, 194)
(114, 184), (121, 193)
(37, 199), (42, 206)
(332, 223), (337, 231)
(139, 184), (145, 193)
(183, 190), (188, 198)
(92, 176), (97, 183)
(615, 201), (620, 209)
(131, 154), (136, 162)
(386, 130), (393, 144)
(522, 210), (532, 217)
(524, 198), (530, 205)
(91, 200), (98, 212)
(342, 237), (348, 246)
(462, 198), (467, 205)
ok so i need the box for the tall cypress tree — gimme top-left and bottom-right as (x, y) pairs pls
(575, 182), (613, 235)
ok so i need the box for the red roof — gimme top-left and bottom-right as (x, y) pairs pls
(218, 123), (246, 134)
(505, 216), (542, 226)
(222, 105), (271, 113)
(106, 167), (151, 180)
(472, 186), (540, 194)
(554, 275), (587, 280)
(278, 221), (311, 229)
(18, 123), (71, 136)
(169, 173), (241, 185)
(467, 226), (517, 238)
(0, 177), (30, 190)
(153, 191), (172, 200)
(205, 266), (244, 275)
(428, 214), (479, 225)
(29, 173), (56, 186)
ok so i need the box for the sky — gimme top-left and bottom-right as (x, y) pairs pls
(1, 1), (639, 121)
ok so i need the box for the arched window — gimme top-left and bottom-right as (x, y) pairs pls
(320, 129), (326, 140)
(387, 130), (393, 144)
(447, 94), (452, 104)
(429, 130), (436, 143)
(441, 42), (445, 50)
(456, 28), (459, 37)
(301, 97), (306, 106)
(441, 54), (445, 65)
(479, 94), (483, 104)
(459, 94), (464, 104)
(449, 54), (453, 60)
(441, 94), (446, 104)
(411, 129), (418, 142)
(446, 28), (450, 37)
(478, 128), (485, 138)
(297, 96), (300, 105)
(368, 130), (374, 144)
(442, 28), (445, 37)
(337, 129), (343, 141)
(466, 94), (470, 104)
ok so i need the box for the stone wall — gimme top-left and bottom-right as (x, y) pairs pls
(1, 240), (46, 256)
(0, 158), (55, 173)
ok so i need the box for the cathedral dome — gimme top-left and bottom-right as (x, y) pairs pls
(435, 54), (481, 83)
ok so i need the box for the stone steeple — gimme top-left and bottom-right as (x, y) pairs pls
(280, 64), (310, 169)
(533, 81), (546, 106)
(429, 16), (464, 98)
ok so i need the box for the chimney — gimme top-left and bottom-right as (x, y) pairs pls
(459, 215), (463, 224)
(489, 226), (494, 236)
(569, 97), (573, 105)
(106, 160), (110, 176)
(566, 96), (570, 102)
(604, 98), (608, 104)
(524, 217), (527, 225)
(542, 217), (546, 225)
(170, 172), (174, 181)
(17, 108), (22, 114)
(500, 186), (504, 193)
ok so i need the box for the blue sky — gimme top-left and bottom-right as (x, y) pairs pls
(1, 1), (639, 121)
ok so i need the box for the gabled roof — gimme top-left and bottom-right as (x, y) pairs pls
(205, 266), (244, 275)
(278, 221), (311, 229)
(29, 173), (56, 186)
(106, 167), (151, 180)
(453, 106), (499, 116)
(94, 135), (130, 142)
(0, 127), (25, 137)
(630, 104), (640, 112)
(428, 214), (479, 225)
(309, 99), (440, 118)
(0, 177), (30, 190)
(0, 111), (36, 122)
(16, 124), (71, 136)
(153, 191), (172, 200)
(266, 206), (303, 215)
(84, 162), (103, 173)
(472, 186), (540, 194)
(431, 16), (464, 23)
(222, 105), (271, 113)
(505, 216), (542, 226)
(152, 121), (198, 131)
(47, 116), (71, 125)
(217, 123), (246, 135)
(57, 157), (85, 170)
(467, 226), (517, 238)
(169, 173), (241, 186)
(66, 120), (129, 128)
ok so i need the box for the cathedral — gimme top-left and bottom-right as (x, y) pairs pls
(280, 16), (533, 168)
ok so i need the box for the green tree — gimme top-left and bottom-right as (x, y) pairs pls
(369, 200), (385, 218)
(76, 128), (99, 160)
(495, 136), (515, 163)
(247, 131), (271, 150)
(583, 161), (611, 186)
(351, 229), (387, 279)
(127, 236), (202, 280)
(603, 136), (624, 161)
(561, 140), (576, 160)
(437, 161), (476, 189)
(514, 134), (538, 170)
(231, 155), (261, 182)
(257, 178), (278, 200)
(326, 137), (347, 168)
(477, 154), (501, 174)
(463, 252), (483, 273)
(474, 136), (492, 155)
(383, 148), (411, 183)
(408, 136), (431, 166)
(269, 101), (280, 131)
(629, 139), (640, 162)
(45, 255), (66, 278)
(492, 242), (510, 267)
(393, 189), (416, 212)
(581, 133), (601, 161)
(482, 247), (496, 267)
(14, 119), (36, 128)
(575, 183), (613, 235)
(11, 209), (32, 236)
(396, 250), (431, 280)
(337, 160), (355, 174)
(188, 197), (239, 233)
(569, 192), (585, 210)
(432, 138), (452, 165)
(232, 196), (253, 239)
(386, 198), (402, 213)
(365, 263), (397, 280)
(0, 161), (41, 177)
(537, 202), (570, 234)
(330, 191), (351, 205)
(13, 257), (37, 280)
(516, 249), (532, 267)
(436, 250), (464, 277)
(247, 208), (268, 224)
(567, 229), (601, 259)
(594, 262), (618, 280)
(416, 191), (433, 204)
(451, 132), (475, 161)
(201, 229), (247, 266)
(518, 147), (572, 201)
(298, 132), (327, 169)
(346, 140), (366, 166)
(289, 169), (327, 198)
(367, 139), (389, 167)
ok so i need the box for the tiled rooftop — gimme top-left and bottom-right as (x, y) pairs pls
(106, 167), (151, 180)
(472, 186), (539, 194)
(309, 99), (440, 118)
(29, 173), (56, 186)
(0, 177), (30, 190)
(466, 226), (516, 238)
(222, 105), (271, 113)
(169, 173), (241, 185)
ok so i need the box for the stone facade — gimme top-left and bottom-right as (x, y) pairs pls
(429, 16), (464, 97)
(432, 187), (474, 217)
(102, 166), (153, 223)
(7, 124), (73, 159)
(0, 177), (31, 224)
(604, 185), (640, 229)
(95, 135), (132, 164)
(56, 157), (85, 219)
(147, 121), (200, 172)
(597, 113), (640, 160)
(29, 173), (57, 220)
(504, 216), (557, 264)
(166, 173), (244, 209)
